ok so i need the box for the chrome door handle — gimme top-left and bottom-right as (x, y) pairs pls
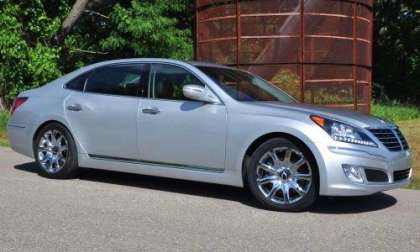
(142, 107), (160, 114)
(67, 104), (82, 111)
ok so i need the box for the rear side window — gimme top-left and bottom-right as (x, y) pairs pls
(66, 72), (89, 91)
(85, 64), (146, 97)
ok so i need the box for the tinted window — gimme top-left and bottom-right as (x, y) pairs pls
(150, 64), (204, 101)
(198, 66), (295, 103)
(85, 64), (145, 97)
(66, 72), (89, 91)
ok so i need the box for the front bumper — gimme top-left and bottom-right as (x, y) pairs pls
(316, 143), (412, 196)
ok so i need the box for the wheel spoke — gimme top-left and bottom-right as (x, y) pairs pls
(38, 146), (50, 152)
(291, 181), (306, 196)
(267, 151), (280, 166)
(295, 173), (311, 180)
(258, 163), (276, 174)
(283, 149), (292, 164)
(268, 183), (281, 198)
(291, 158), (305, 170)
(257, 175), (278, 186)
(59, 145), (68, 153)
(282, 183), (290, 203)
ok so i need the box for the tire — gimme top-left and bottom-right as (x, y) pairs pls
(33, 123), (79, 179)
(246, 137), (318, 211)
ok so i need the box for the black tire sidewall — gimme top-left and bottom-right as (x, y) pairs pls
(246, 138), (317, 211)
(33, 123), (79, 179)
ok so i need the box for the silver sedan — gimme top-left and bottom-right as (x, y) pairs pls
(7, 59), (412, 211)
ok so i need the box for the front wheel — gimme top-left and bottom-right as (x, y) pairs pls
(33, 123), (79, 179)
(246, 138), (317, 211)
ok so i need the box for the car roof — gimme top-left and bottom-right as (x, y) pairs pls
(186, 61), (235, 69)
(85, 58), (236, 70)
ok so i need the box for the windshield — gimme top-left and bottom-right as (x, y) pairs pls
(197, 66), (296, 103)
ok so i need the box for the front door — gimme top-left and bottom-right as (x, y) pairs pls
(138, 63), (227, 171)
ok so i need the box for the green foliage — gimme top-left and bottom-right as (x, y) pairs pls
(371, 101), (420, 122)
(0, 110), (9, 146)
(0, 1), (66, 105)
(100, 0), (193, 59)
(374, 0), (420, 104)
(0, 0), (193, 107)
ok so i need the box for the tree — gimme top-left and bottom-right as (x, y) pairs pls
(373, 0), (420, 104)
(55, 0), (116, 44)
(0, 0), (194, 108)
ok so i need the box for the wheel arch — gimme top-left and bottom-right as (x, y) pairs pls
(241, 132), (321, 192)
(32, 120), (71, 144)
(31, 118), (85, 157)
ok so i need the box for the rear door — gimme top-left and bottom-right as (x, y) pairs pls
(65, 63), (148, 159)
(138, 63), (227, 171)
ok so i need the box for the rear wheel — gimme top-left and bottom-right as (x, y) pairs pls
(246, 138), (317, 211)
(33, 123), (79, 179)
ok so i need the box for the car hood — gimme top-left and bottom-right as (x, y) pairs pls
(247, 102), (395, 129)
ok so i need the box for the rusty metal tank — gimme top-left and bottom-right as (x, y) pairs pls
(195, 0), (373, 112)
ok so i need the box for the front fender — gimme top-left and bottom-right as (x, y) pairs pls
(226, 113), (328, 189)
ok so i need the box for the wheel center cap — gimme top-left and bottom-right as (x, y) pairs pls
(278, 169), (291, 181)
(52, 146), (59, 154)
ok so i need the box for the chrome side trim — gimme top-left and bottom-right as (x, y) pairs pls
(88, 154), (225, 173)
(7, 124), (26, 129)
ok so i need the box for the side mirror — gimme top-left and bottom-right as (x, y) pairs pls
(183, 85), (221, 104)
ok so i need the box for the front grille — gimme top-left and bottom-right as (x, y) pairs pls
(395, 128), (409, 150)
(393, 168), (411, 181)
(364, 169), (388, 182)
(368, 128), (409, 151)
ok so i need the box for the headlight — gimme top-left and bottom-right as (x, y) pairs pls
(311, 115), (377, 147)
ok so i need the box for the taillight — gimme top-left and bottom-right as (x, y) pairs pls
(10, 97), (28, 115)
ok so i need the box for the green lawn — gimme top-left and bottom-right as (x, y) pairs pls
(398, 119), (420, 189)
(371, 102), (420, 122)
(1, 103), (419, 188)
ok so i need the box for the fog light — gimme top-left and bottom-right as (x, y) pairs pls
(342, 165), (364, 184)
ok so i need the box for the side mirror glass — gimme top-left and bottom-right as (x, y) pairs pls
(182, 85), (221, 104)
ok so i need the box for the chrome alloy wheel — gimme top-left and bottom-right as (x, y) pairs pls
(37, 130), (68, 173)
(256, 147), (312, 205)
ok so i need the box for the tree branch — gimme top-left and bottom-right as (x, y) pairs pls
(55, 0), (90, 44)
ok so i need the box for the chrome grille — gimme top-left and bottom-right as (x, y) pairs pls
(395, 128), (409, 150)
(368, 128), (409, 151)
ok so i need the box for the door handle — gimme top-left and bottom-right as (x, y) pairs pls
(142, 107), (160, 115)
(67, 104), (82, 111)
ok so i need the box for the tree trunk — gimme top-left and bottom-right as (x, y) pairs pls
(55, 0), (116, 44)
(0, 96), (6, 111)
(55, 0), (90, 44)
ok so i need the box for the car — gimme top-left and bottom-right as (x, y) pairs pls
(7, 58), (412, 211)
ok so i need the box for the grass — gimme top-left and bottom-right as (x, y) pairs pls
(0, 110), (9, 147)
(371, 102), (420, 122)
(1, 102), (419, 189)
(397, 119), (420, 189)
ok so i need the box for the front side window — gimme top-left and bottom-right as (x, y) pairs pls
(150, 64), (204, 101)
(85, 64), (146, 97)
(198, 66), (296, 103)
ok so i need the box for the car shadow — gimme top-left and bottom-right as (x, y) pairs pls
(15, 162), (397, 214)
